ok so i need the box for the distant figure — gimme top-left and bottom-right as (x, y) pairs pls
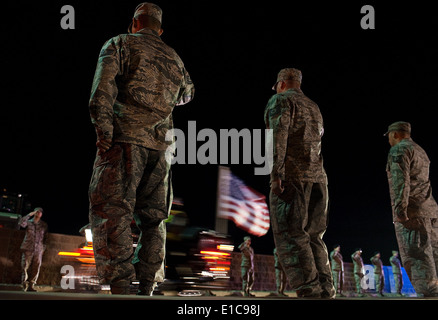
(370, 251), (385, 296)
(19, 207), (48, 292)
(351, 248), (366, 297)
(274, 248), (287, 296)
(239, 236), (255, 297)
(330, 244), (344, 296)
(389, 250), (404, 296)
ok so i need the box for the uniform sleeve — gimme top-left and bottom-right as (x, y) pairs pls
(176, 67), (195, 106)
(389, 149), (411, 221)
(18, 213), (33, 228)
(264, 95), (291, 183)
(89, 36), (125, 142)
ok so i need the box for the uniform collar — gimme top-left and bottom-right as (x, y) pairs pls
(137, 28), (160, 37)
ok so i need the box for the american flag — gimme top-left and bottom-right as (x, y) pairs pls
(217, 166), (270, 237)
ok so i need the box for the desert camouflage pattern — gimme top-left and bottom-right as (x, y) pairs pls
(89, 143), (171, 288)
(264, 88), (327, 185)
(386, 138), (438, 296)
(89, 28), (194, 151)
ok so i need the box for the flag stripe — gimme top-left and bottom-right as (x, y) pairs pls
(217, 167), (270, 237)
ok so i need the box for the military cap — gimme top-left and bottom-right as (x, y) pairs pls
(128, 2), (163, 33)
(272, 68), (303, 90)
(384, 121), (411, 136)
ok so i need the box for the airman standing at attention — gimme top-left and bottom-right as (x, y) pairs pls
(390, 250), (404, 296)
(88, 2), (194, 295)
(265, 68), (334, 298)
(385, 121), (438, 297)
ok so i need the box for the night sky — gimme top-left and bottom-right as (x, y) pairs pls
(2, 1), (438, 264)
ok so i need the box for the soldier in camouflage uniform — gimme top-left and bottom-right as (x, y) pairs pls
(370, 251), (385, 296)
(351, 248), (365, 297)
(330, 244), (344, 296)
(88, 2), (194, 295)
(265, 68), (335, 298)
(389, 250), (403, 296)
(274, 247), (288, 296)
(385, 121), (438, 297)
(238, 236), (255, 297)
(19, 207), (48, 292)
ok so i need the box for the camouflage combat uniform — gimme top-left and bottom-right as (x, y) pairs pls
(238, 240), (255, 296)
(370, 254), (384, 295)
(274, 248), (288, 295)
(386, 136), (438, 296)
(88, 11), (194, 293)
(390, 253), (403, 294)
(330, 248), (344, 295)
(351, 251), (365, 295)
(19, 214), (48, 289)
(265, 70), (334, 298)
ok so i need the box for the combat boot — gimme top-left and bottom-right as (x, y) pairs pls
(137, 280), (156, 296)
(110, 280), (131, 295)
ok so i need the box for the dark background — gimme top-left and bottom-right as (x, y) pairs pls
(2, 1), (437, 264)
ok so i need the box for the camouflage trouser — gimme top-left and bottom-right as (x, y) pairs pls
(374, 272), (384, 294)
(241, 267), (254, 293)
(332, 269), (344, 294)
(394, 218), (438, 296)
(89, 143), (172, 288)
(21, 249), (43, 285)
(354, 272), (364, 294)
(275, 266), (288, 294)
(270, 182), (334, 296)
(393, 272), (403, 294)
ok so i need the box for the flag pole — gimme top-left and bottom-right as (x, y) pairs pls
(215, 166), (228, 235)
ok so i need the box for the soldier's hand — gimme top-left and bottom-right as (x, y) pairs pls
(271, 179), (284, 196)
(96, 139), (112, 155)
(401, 217), (421, 230)
(394, 214), (409, 223)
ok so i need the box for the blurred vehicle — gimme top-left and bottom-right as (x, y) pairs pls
(58, 200), (234, 294)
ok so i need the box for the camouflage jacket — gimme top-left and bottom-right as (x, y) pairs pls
(389, 256), (402, 274)
(330, 250), (344, 271)
(264, 88), (327, 184)
(89, 28), (195, 151)
(351, 253), (364, 275)
(19, 214), (48, 252)
(370, 256), (383, 274)
(386, 138), (438, 221)
(238, 242), (254, 268)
